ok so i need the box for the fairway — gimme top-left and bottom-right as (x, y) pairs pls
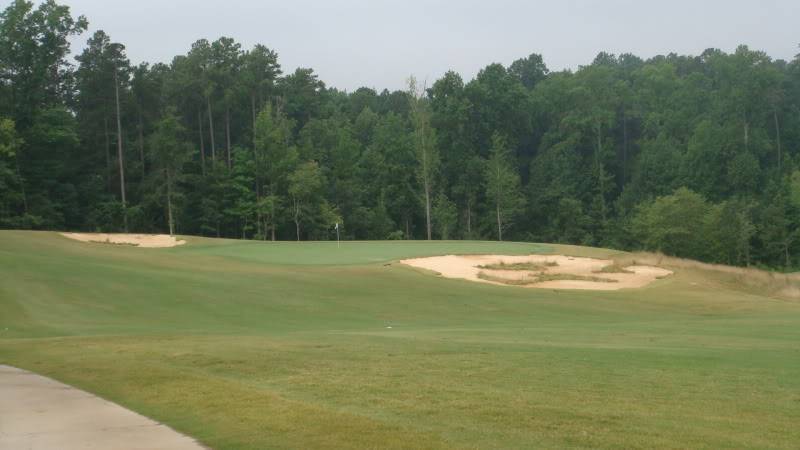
(1, 231), (799, 449)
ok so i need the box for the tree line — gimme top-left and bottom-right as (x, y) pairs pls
(2, 0), (800, 269)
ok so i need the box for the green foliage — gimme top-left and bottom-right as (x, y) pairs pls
(709, 199), (756, 266)
(408, 75), (439, 240)
(0, 118), (20, 159)
(431, 191), (457, 240)
(0, 118), (26, 225)
(149, 113), (192, 175)
(758, 195), (796, 267)
(485, 133), (525, 240)
(288, 160), (331, 240)
(632, 187), (712, 258)
(1, 3), (800, 268)
(254, 104), (297, 186)
(147, 112), (193, 234)
(0, 0), (87, 123)
(508, 53), (549, 89)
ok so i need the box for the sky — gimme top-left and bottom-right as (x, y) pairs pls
(61, 0), (800, 92)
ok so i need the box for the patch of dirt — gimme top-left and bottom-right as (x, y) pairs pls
(60, 233), (186, 248)
(400, 254), (672, 291)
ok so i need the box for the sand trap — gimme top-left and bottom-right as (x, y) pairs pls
(400, 254), (672, 291)
(0, 365), (206, 449)
(60, 233), (186, 248)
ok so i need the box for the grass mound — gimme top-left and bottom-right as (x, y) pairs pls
(477, 271), (617, 285)
(594, 263), (634, 274)
(477, 260), (558, 271)
(89, 239), (139, 246)
(477, 271), (538, 285)
(533, 273), (618, 283)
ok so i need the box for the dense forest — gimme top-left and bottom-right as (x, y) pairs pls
(2, 1), (800, 269)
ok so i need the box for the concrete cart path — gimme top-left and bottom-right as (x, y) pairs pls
(0, 365), (206, 450)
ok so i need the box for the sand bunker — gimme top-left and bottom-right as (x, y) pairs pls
(60, 233), (186, 248)
(400, 254), (672, 291)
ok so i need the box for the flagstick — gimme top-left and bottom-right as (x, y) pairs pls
(336, 223), (340, 249)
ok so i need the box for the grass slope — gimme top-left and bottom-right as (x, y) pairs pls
(1, 231), (799, 449)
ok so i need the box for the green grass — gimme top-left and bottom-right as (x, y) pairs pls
(1, 230), (799, 449)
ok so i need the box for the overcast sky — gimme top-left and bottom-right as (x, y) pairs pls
(62, 0), (799, 92)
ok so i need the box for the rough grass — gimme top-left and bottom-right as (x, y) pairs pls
(533, 273), (618, 283)
(89, 239), (139, 246)
(477, 260), (558, 271)
(615, 252), (800, 299)
(594, 263), (634, 274)
(476, 270), (538, 285)
(1, 231), (799, 449)
(478, 271), (619, 285)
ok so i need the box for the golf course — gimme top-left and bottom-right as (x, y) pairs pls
(1, 230), (799, 449)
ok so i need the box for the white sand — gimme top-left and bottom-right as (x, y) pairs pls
(400, 254), (672, 291)
(60, 232), (186, 248)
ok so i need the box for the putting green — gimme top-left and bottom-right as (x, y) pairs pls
(1, 231), (798, 449)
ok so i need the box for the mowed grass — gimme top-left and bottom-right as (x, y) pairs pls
(0, 231), (799, 449)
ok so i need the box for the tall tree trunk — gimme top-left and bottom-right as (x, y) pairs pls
(774, 109), (782, 172)
(784, 239), (790, 268)
(622, 109), (628, 182)
(252, 98), (261, 233)
(417, 103), (432, 241)
(745, 239), (751, 267)
(104, 116), (111, 192)
(294, 200), (300, 241)
(423, 140), (432, 241)
(496, 203), (503, 242)
(251, 93), (257, 147)
(166, 170), (174, 236)
(596, 122), (607, 222)
(207, 96), (216, 165)
(466, 199), (472, 238)
(424, 181), (432, 240)
(743, 119), (750, 152)
(137, 111), (145, 179)
(226, 107), (232, 169)
(198, 110), (206, 176)
(114, 66), (128, 232)
(255, 184), (261, 240)
(255, 202), (262, 240)
(595, 124), (602, 168)
(14, 153), (28, 215)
